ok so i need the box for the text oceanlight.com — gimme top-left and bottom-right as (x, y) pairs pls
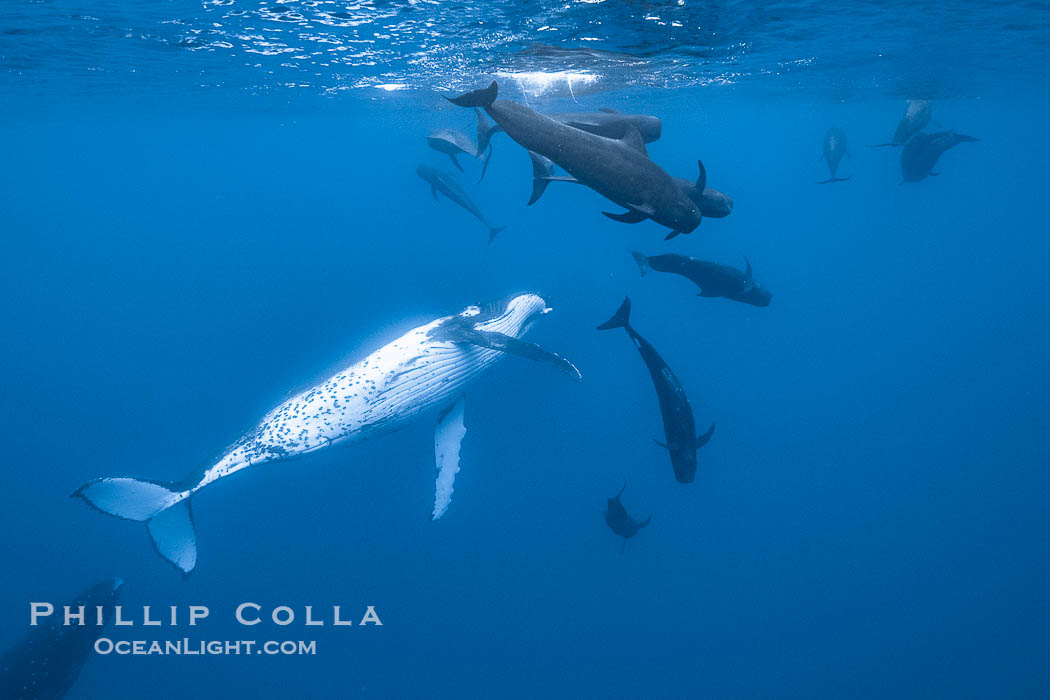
(94, 639), (318, 656)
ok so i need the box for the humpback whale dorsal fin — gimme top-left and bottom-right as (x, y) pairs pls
(617, 125), (647, 156)
(432, 396), (467, 520)
(744, 257), (753, 280)
(600, 107), (620, 114)
(431, 323), (582, 381)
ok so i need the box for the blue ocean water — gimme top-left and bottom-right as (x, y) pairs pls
(2, 1), (1049, 698)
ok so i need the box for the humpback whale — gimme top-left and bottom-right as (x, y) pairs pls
(476, 107), (662, 154)
(416, 165), (506, 243)
(900, 130), (979, 182)
(597, 297), (714, 483)
(817, 127), (852, 184)
(74, 294), (579, 575)
(604, 482), (651, 552)
(449, 81), (702, 239)
(632, 252), (772, 307)
(425, 128), (491, 181)
(0, 578), (122, 700)
(874, 99), (931, 147)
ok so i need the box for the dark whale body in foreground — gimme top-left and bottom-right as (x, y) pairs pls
(633, 252), (772, 307)
(416, 164), (505, 242)
(597, 297), (714, 483)
(450, 81), (703, 238)
(604, 482), (651, 551)
(0, 578), (122, 700)
(900, 131), (979, 182)
(818, 127), (851, 184)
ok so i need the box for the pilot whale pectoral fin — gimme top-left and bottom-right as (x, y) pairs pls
(664, 230), (683, 241)
(432, 396), (467, 521)
(696, 423), (715, 449)
(541, 175), (580, 184)
(448, 153), (464, 172)
(653, 439), (680, 451)
(603, 203), (654, 224)
(744, 257), (753, 281)
(435, 325), (582, 381)
(527, 150), (555, 206)
(430, 185), (440, 202)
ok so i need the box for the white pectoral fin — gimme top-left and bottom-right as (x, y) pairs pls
(432, 396), (467, 521)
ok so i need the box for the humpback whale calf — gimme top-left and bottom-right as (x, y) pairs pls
(817, 127), (852, 184)
(874, 99), (932, 147)
(604, 482), (651, 552)
(416, 164), (506, 243)
(75, 294), (579, 575)
(0, 578), (122, 700)
(597, 297), (714, 483)
(425, 128), (491, 181)
(900, 130), (979, 182)
(449, 81), (703, 239)
(476, 107), (662, 154)
(632, 252), (772, 307)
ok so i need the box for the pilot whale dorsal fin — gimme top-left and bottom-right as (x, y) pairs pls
(432, 396), (467, 521)
(431, 323), (582, 381)
(744, 257), (753, 280)
(617, 125), (648, 156)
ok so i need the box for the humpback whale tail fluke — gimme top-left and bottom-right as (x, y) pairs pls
(596, 297), (632, 331)
(447, 81), (498, 109)
(73, 478), (197, 576)
(488, 225), (506, 244)
(631, 251), (650, 277)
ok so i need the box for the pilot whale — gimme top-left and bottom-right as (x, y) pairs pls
(632, 252), (772, 307)
(1, 578), (122, 700)
(817, 127), (851, 184)
(417, 164), (506, 242)
(900, 130), (979, 182)
(604, 482), (651, 552)
(449, 81), (703, 239)
(597, 297), (714, 483)
(75, 294), (580, 575)
(475, 107), (662, 155)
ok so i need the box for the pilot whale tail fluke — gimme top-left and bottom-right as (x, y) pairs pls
(631, 251), (650, 277)
(488, 225), (506, 244)
(596, 297), (632, 331)
(73, 478), (197, 576)
(447, 81), (498, 109)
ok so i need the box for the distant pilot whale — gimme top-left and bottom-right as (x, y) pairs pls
(75, 294), (580, 575)
(604, 482), (651, 552)
(417, 165), (506, 242)
(633, 252), (772, 307)
(900, 130), (979, 182)
(425, 128), (491, 181)
(449, 81), (703, 239)
(0, 578), (122, 700)
(597, 297), (714, 483)
(817, 127), (851, 184)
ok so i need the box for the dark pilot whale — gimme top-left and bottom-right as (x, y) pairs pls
(673, 160), (733, 218)
(476, 107), (662, 154)
(425, 128), (491, 181)
(416, 164), (505, 242)
(900, 130), (979, 182)
(597, 297), (714, 483)
(817, 127), (851, 184)
(74, 294), (578, 575)
(0, 578), (122, 700)
(449, 81), (703, 239)
(632, 252), (772, 307)
(874, 99), (932, 147)
(604, 482), (651, 552)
